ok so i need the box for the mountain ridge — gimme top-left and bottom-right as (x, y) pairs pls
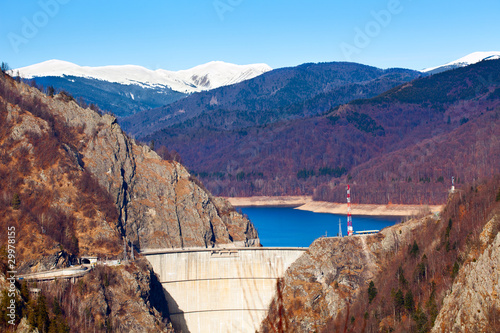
(11, 59), (272, 93)
(422, 51), (500, 74)
(142, 59), (500, 204)
(122, 62), (421, 137)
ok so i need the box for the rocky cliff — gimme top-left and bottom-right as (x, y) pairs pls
(1, 72), (258, 254)
(260, 213), (428, 332)
(431, 214), (500, 333)
(71, 108), (259, 250)
(260, 177), (500, 332)
(0, 70), (259, 332)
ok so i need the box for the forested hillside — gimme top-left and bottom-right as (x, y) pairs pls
(31, 75), (187, 117)
(145, 60), (500, 204)
(260, 175), (500, 332)
(121, 62), (420, 137)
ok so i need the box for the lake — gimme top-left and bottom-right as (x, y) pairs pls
(240, 206), (402, 247)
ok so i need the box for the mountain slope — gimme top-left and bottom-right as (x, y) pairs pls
(122, 61), (420, 137)
(0, 67), (260, 331)
(29, 75), (187, 117)
(0, 67), (260, 272)
(11, 59), (272, 118)
(145, 59), (500, 204)
(260, 176), (500, 332)
(422, 51), (500, 74)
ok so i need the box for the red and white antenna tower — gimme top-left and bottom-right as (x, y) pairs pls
(347, 185), (353, 236)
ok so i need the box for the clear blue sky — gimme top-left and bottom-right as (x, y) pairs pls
(1, 0), (499, 71)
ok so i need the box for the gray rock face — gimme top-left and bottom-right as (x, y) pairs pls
(80, 116), (259, 250)
(17, 82), (259, 251)
(432, 215), (500, 333)
(260, 235), (382, 332)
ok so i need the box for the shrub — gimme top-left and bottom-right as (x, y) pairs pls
(11, 193), (20, 210)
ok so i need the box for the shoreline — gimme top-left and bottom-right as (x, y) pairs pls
(225, 196), (443, 216)
(225, 196), (313, 207)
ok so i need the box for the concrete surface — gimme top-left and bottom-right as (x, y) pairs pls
(143, 247), (306, 333)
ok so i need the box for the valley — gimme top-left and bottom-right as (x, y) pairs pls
(15, 55), (500, 208)
(2, 0), (500, 331)
(1, 50), (499, 333)
(138, 59), (500, 205)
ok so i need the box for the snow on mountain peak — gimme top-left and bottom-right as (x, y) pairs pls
(422, 51), (500, 73)
(11, 60), (272, 93)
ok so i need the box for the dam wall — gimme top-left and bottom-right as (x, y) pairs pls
(143, 247), (306, 333)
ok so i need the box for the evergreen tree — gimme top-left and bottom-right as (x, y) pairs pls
(393, 289), (405, 319)
(20, 281), (30, 302)
(0, 290), (9, 328)
(404, 289), (415, 313)
(397, 265), (408, 287)
(412, 307), (429, 333)
(367, 281), (378, 303)
(409, 240), (419, 257)
(36, 294), (50, 333)
(451, 261), (460, 279)
(47, 86), (55, 97)
(426, 282), (439, 326)
(1, 62), (9, 73)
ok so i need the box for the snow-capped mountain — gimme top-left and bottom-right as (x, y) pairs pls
(422, 51), (500, 74)
(11, 59), (272, 93)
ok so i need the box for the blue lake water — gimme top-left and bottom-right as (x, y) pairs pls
(240, 206), (402, 248)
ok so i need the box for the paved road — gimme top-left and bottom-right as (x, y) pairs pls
(18, 265), (91, 281)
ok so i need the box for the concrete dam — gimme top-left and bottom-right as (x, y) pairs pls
(142, 247), (306, 333)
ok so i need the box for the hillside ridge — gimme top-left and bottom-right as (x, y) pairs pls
(260, 176), (500, 332)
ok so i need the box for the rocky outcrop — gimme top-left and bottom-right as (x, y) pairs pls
(260, 216), (430, 332)
(7, 75), (259, 251)
(432, 215), (500, 333)
(260, 236), (374, 332)
(75, 259), (173, 332)
(0, 72), (258, 332)
(84, 115), (259, 250)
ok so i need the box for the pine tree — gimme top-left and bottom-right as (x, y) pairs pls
(426, 282), (438, 326)
(1, 62), (9, 73)
(404, 289), (415, 313)
(397, 265), (408, 287)
(367, 281), (378, 303)
(36, 294), (50, 333)
(409, 240), (419, 257)
(393, 289), (405, 319)
(0, 290), (9, 328)
(412, 307), (429, 333)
